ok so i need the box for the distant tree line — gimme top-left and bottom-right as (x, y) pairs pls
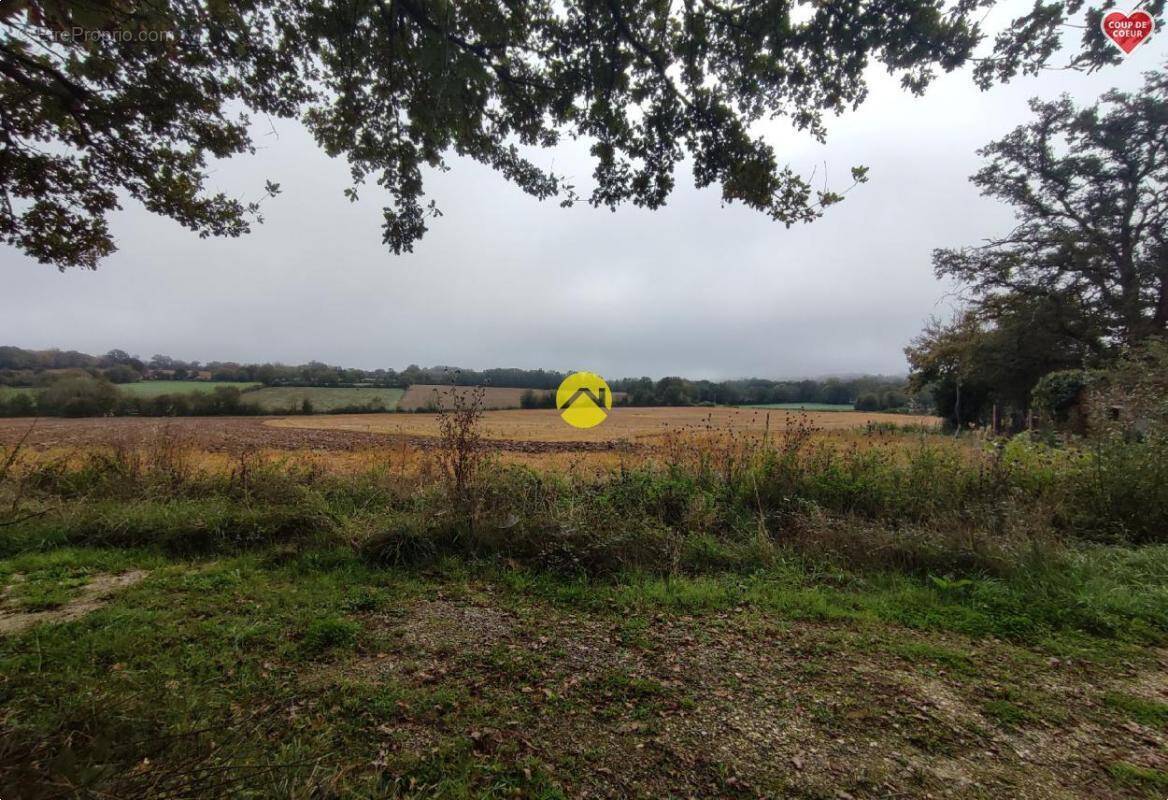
(0, 347), (574, 390)
(1, 345), (912, 417)
(0, 346), (148, 386)
(608, 376), (909, 409)
(0, 381), (267, 418)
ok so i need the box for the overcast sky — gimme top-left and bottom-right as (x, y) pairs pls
(2, 10), (1165, 381)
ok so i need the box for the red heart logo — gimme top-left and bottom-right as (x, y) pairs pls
(1101, 10), (1155, 54)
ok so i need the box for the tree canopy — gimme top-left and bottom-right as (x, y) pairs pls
(935, 69), (1168, 346)
(3, 0), (1158, 270)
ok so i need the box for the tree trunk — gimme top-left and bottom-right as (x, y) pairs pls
(953, 380), (962, 438)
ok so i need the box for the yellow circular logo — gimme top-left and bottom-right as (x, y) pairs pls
(556, 371), (612, 429)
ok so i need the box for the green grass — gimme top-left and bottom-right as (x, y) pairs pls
(116, 380), (260, 398)
(1107, 762), (1168, 794)
(0, 544), (1165, 798)
(244, 386), (403, 412)
(301, 615), (361, 655)
(744, 402), (856, 411)
(1104, 692), (1168, 729)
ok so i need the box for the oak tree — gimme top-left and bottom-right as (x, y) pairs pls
(935, 69), (1168, 345)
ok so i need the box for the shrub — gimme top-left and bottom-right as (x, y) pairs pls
(7, 409), (1168, 574)
(102, 364), (142, 384)
(1059, 434), (1168, 544)
(520, 389), (555, 409)
(0, 393), (35, 416)
(36, 376), (119, 416)
(433, 384), (487, 523)
(855, 393), (879, 411)
(360, 519), (451, 566)
(1032, 369), (1094, 427)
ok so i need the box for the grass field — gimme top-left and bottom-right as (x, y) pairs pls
(2, 545), (1166, 798)
(0, 409), (944, 477)
(746, 402), (855, 411)
(119, 380), (261, 397)
(245, 386), (405, 412)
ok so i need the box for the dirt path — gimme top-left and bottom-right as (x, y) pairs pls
(312, 593), (1168, 798)
(0, 571), (148, 635)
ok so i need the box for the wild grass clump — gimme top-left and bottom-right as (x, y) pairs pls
(1056, 434), (1168, 544)
(359, 514), (454, 567)
(301, 616), (360, 656)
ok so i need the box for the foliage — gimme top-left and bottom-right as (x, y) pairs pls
(120, 387), (262, 417)
(519, 388), (555, 409)
(2, 344), (917, 415)
(612, 374), (906, 407)
(100, 364), (141, 384)
(3, 0), (1156, 268)
(7, 416), (1168, 577)
(854, 390), (908, 412)
(36, 375), (119, 417)
(906, 299), (1093, 427)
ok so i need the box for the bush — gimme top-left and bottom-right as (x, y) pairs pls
(37, 376), (120, 416)
(114, 387), (263, 417)
(1032, 369), (1094, 426)
(360, 519), (451, 566)
(6, 405), (1168, 578)
(855, 393), (880, 411)
(0, 393), (35, 416)
(520, 389), (555, 409)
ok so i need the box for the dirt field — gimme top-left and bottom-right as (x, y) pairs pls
(271, 406), (937, 444)
(0, 408), (939, 459)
